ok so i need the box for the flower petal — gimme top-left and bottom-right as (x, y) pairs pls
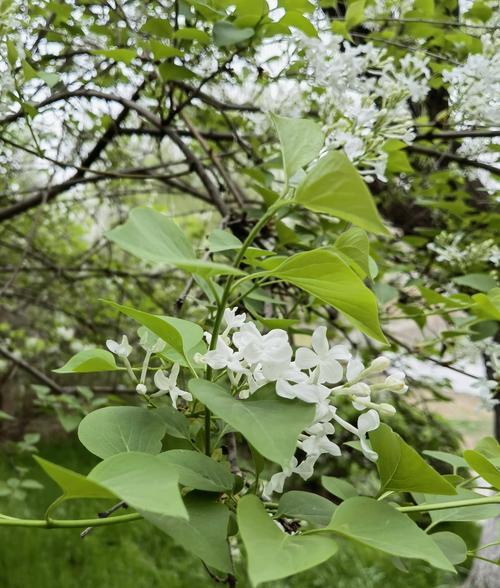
(295, 347), (319, 369)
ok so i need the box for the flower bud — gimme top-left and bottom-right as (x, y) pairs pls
(136, 383), (147, 395)
(368, 357), (391, 373)
(347, 382), (371, 396)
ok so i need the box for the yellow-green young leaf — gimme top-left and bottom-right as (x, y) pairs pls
(158, 450), (235, 492)
(88, 452), (187, 518)
(293, 150), (390, 235)
(263, 249), (387, 343)
(345, 0), (365, 30)
(92, 48), (136, 64)
(463, 450), (500, 490)
(105, 207), (244, 277)
(327, 497), (455, 572)
(271, 114), (324, 181)
(102, 300), (202, 360)
(34, 456), (116, 501)
(238, 495), (338, 586)
(141, 493), (232, 573)
(188, 380), (315, 467)
(370, 424), (456, 495)
(332, 227), (370, 277)
(279, 11), (317, 36)
(78, 407), (167, 459)
(53, 349), (119, 373)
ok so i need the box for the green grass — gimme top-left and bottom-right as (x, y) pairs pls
(0, 440), (467, 588)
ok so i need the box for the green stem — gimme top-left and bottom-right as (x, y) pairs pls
(397, 495), (500, 513)
(203, 199), (288, 455)
(0, 512), (142, 529)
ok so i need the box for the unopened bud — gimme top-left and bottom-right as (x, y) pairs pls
(347, 382), (372, 396)
(368, 357), (391, 373)
(136, 383), (147, 395)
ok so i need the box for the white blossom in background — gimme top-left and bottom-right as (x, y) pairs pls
(297, 32), (430, 181)
(200, 309), (407, 495)
(364, 0), (415, 30)
(443, 27), (500, 194)
(427, 231), (500, 271)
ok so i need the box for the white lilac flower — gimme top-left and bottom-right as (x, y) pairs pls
(263, 457), (299, 497)
(276, 379), (330, 404)
(332, 408), (380, 462)
(152, 364), (192, 407)
(106, 335), (132, 358)
(222, 307), (246, 335)
(295, 326), (351, 384)
(202, 337), (244, 372)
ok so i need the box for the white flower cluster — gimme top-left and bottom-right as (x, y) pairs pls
(427, 231), (500, 271)
(297, 33), (430, 181)
(443, 29), (500, 193)
(106, 331), (192, 405)
(364, 0), (415, 31)
(200, 308), (407, 496)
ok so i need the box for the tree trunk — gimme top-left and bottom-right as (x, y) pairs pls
(462, 518), (500, 588)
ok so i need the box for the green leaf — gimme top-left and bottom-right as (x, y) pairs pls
(156, 405), (191, 439)
(345, 0), (365, 30)
(53, 349), (119, 373)
(78, 407), (167, 460)
(430, 532), (467, 565)
(370, 424), (456, 495)
(34, 456), (115, 501)
(327, 497), (454, 572)
(92, 48), (136, 64)
(238, 495), (338, 586)
(102, 300), (202, 361)
(173, 28), (210, 43)
(158, 63), (196, 81)
(0, 410), (15, 421)
(413, 488), (500, 524)
(89, 452), (187, 518)
(332, 227), (370, 277)
(141, 17), (174, 37)
(463, 450), (500, 490)
(276, 491), (336, 526)
(213, 21), (254, 46)
(141, 492), (231, 572)
(188, 380), (315, 467)
(321, 476), (359, 501)
(264, 249), (387, 343)
(106, 208), (244, 277)
(293, 150), (390, 235)
(158, 450), (235, 492)
(453, 273), (498, 293)
(475, 436), (500, 459)
(422, 450), (467, 471)
(208, 228), (242, 252)
(279, 11), (317, 36)
(270, 114), (324, 182)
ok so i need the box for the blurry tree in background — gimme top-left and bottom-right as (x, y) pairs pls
(0, 1), (498, 585)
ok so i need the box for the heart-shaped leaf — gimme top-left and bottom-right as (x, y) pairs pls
(78, 406), (167, 459)
(238, 495), (338, 586)
(189, 380), (315, 467)
(326, 497), (455, 572)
